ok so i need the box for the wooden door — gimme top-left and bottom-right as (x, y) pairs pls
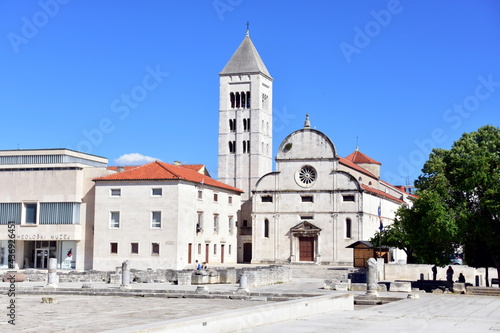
(188, 243), (192, 264)
(299, 237), (314, 261)
(205, 244), (209, 263)
(243, 243), (252, 263)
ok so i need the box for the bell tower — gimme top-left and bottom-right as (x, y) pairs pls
(218, 30), (273, 202)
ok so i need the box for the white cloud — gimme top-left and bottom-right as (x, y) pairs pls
(114, 153), (160, 165)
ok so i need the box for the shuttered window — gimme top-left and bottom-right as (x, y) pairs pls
(0, 203), (21, 224)
(39, 203), (80, 225)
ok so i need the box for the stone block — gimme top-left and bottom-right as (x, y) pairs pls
(453, 283), (466, 294)
(109, 274), (120, 284)
(2, 272), (26, 282)
(390, 282), (412, 292)
(192, 274), (208, 284)
(219, 269), (237, 284)
(350, 283), (367, 291)
(177, 272), (192, 285)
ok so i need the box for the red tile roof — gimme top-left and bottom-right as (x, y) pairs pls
(95, 161), (242, 193)
(345, 150), (381, 165)
(338, 157), (377, 178)
(361, 184), (404, 204)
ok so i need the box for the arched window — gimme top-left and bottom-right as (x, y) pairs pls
(246, 91), (251, 108)
(230, 92), (235, 108)
(243, 118), (247, 131)
(247, 118), (250, 131)
(241, 91), (246, 109)
(242, 140), (247, 153)
(345, 218), (352, 238)
(264, 219), (269, 238)
(247, 140), (250, 153)
(235, 92), (240, 108)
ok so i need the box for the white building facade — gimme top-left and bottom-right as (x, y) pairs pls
(93, 161), (242, 271)
(0, 149), (110, 270)
(250, 117), (413, 265)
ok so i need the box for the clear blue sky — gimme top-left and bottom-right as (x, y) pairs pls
(1, 1), (499, 185)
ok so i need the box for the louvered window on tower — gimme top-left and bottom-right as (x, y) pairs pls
(235, 92), (240, 108)
(246, 91), (250, 108)
(230, 92), (235, 108)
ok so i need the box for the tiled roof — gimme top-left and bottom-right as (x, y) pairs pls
(338, 157), (377, 178)
(95, 161), (242, 193)
(107, 166), (140, 172)
(345, 150), (381, 165)
(361, 184), (404, 204)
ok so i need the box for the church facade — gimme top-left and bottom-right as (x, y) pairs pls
(218, 33), (414, 265)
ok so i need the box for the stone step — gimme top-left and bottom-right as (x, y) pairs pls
(467, 287), (500, 296)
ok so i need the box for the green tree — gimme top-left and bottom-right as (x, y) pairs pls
(374, 125), (500, 279)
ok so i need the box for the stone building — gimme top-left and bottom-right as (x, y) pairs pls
(250, 116), (414, 265)
(217, 31), (274, 262)
(0, 149), (110, 270)
(92, 161), (242, 270)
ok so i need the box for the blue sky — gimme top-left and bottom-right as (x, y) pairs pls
(1, 1), (499, 186)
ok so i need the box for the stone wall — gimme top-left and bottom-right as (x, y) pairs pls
(236, 265), (292, 287)
(16, 265), (292, 287)
(383, 264), (498, 286)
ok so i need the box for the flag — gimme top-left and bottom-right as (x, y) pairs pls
(378, 204), (383, 231)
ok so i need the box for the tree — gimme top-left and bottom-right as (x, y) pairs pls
(375, 125), (500, 279)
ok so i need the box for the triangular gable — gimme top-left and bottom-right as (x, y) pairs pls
(290, 221), (321, 232)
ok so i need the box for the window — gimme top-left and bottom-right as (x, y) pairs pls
(296, 165), (317, 187)
(131, 242), (139, 254)
(24, 203), (37, 224)
(197, 212), (203, 232)
(230, 92), (235, 108)
(346, 218), (352, 238)
(110, 242), (118, 254)
(229, 119), (236, 131)
(343, 195), (355, 202)
(246, 91), (251, 108)
(198, 243), (201, 254)
(301, 195), (314, 203)
(228, 196), (233, 205)
(214, 244), (217, 255)
(264, 219), (269, 238)
(229, 244), (232, 255)
(300, 215), (314, 220)
(242, 140), (250, 153)
(198, 190), (203, 200)
(235, 92), (240, 108)
(229, 216), (234, 235)
(214, 193), (218, 202)
(151, 211), (161, 228)
(110, 211), (120, 228)
(151, 188), (162, 196)
(214, 215), (219, 233)
(110, 188), (121, 197)
(261, 195), (273, 203)
(151, 243), (160, 255)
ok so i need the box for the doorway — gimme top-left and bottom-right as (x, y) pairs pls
(35, 248), (49, 269)
(299, 237), (314, 261)
(221, 244), (225, 263)
(243, 243), (252, 263)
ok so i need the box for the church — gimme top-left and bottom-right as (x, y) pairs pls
(217, 31), (414, 265)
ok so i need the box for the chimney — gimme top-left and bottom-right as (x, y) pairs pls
(117, 166), (125, 172)
(174, 161), (182, 166)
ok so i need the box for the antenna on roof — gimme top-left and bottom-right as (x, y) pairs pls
(355, 136), (359, 151)
(246, 21), (250, 36)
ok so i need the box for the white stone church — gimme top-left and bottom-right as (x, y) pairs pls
(217, 31), (414, 265)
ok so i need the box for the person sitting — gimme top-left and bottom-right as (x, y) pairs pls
(458, 273), (466, 283)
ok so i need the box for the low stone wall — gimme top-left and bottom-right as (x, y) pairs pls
(11, 265), (292, 287)
(383, 264), (498, 286)
(237, 265), (292, 287)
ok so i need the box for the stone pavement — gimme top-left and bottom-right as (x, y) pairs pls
(2, 278), (500, 332)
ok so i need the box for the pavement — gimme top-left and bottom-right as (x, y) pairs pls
(1, 277), (500, 332)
